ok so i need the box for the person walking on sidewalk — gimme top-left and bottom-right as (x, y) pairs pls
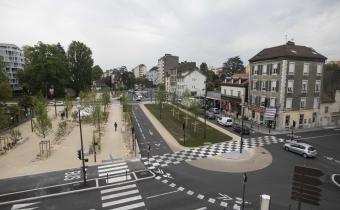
(114, 122), (118, 132)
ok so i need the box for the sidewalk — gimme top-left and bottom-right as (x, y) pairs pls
(0, 98), (133, 179)
(140, 102), (273, 173)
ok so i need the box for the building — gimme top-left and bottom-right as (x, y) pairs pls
(221, 73), (249, 117)
(169, 61), (197, 94)
(146, 66), (159, 86)
(248, 41), (327, 130)
(176, 67), (206, 98)
(320, 90), (340, 126)
(157, 54), (179, 84)
(209, 66), (223, 75)
(132, 64), (147, 78)
(0, 43), (25, 92)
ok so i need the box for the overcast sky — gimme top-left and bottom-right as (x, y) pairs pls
(1, 0), (340, 70)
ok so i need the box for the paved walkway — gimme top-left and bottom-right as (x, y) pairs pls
(140, 103), (273, 173)
(0, 97), (133, 179)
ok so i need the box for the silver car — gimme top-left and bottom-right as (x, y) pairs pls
(283, 142), (317, 158)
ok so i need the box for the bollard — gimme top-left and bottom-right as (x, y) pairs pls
(260, 194), (270, 210)
(126, 170), (128, 180)
(106, 172), (109, 183)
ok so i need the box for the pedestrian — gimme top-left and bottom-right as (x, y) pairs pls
(114, 122), (117, 132)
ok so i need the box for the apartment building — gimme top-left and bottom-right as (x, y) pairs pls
(168, 61), (196, 94)
(248, 41), (327, 130)
(0, 43), (25, 92)
(132, 64), (147, 78)
(176, 67), (206, 98)
(147, 66), (159, 86)
(157, 54), (179, 84)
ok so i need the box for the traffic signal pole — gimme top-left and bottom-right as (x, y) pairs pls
(78, 110), (87, 185)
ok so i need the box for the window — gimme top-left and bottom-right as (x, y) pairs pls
(285, 115), (290, 127)
(317, 64), (322, 76)
(286, 98), (292, 109)
(315, 80), (321, 92)
(287, 80), (294, 93)
(271, 80), (277, 91)
(262, 64), (267, 75)
(252, 80), (257, 89)
(238, 91), (241, 97)
(261, 97), (266, 107)
(254, 65), (258, 75)
(230, 90), (233, 96)
(224, 89), (226, 95)
(261, 81), (266, 91)
(303, 63), (309, 75)
(270, 98), (276, 107)
(313, 97), (319, 109)
(288, 62), (295, 75)
(252, 96), (255, 105)
(273, 63), (278, 74)
(325, 106), (329, 113)
(301, 80), (308, 93)
(300, 98), (306, 109)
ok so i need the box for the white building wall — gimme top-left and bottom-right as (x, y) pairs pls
(221, 85), (246, 104)
(176, 70), (206, 97)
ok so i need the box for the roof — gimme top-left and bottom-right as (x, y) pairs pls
(322, 93), (335, 103)
(177, 67), (205, 78)
(231, 73), (249, 79)
(249, 41), (327, 62)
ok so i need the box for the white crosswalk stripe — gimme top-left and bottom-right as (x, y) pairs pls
(97, 160), (129, 177)
(100, 182), (145, 209)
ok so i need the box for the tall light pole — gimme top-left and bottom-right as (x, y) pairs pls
(204, 80), (207, 139)
(240, 97), (245, 154)
(77, 104), (87, 185)
(241, 173), (247, 210)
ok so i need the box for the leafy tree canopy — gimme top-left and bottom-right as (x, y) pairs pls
(222, 56), (244, 74)
(0, 57), (12, 101)
(199, 62), (209, 75)
(92, 65), (103, 81)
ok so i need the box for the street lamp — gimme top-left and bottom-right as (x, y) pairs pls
(77, 104), (87, 185)
(203, 80), (207, 139)
(240, 95), (245, 154)
(49, 86), (57, 117)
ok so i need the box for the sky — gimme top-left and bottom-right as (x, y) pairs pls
(1, 0), (340, 70)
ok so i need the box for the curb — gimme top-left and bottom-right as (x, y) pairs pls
(331, 174), (340, 188)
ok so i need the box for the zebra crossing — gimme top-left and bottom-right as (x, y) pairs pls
(97, 160), (146, 209)
(142, 135), (285, 170)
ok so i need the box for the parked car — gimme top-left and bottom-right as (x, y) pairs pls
(232, 124), (250, 135)
(135, 95), (142, 101)
(56, 101), (64, 106)
(205, 111), (215, 119)
(48, 101), (55, 106)
(209, 107), (220, 114)
(217, 117), (233, 126)
(283, 142), (317, 158)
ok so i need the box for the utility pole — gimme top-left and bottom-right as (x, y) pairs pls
(204, 80), (207, 139)
(183, 123), (186, 145)
(78, 108), (87, 185)
(147, 144), (151, 168)
(240, 105), (244, 153)
(241, 173), (247, 210)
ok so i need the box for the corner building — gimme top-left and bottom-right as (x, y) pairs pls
(248, 41), (327, 130)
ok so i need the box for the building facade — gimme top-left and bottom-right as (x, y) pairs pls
(0, 43), (25, 92)
(320, 90), (340, 126)
(132, 64), (147, 78)
(248, 41), (327, 130)
(221, 73), (249, 117)
(157, 54), (179, 84)
(147, 66), (159, 86)
(168, 61), (197, 94)
(176, 68), (206, 97)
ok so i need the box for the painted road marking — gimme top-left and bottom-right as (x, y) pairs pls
(101, 189), (139, 200)
(107, 175), (131, 184)
(217, 193), (233, 201)
(187, 190), (194, 195)
(97, 162), (126, 169)
(11, 202), (39, 210)
(197, 194), (205, 199)
(146, 190), (178, 199)
(110, 202), (145, 210)
(98, 165), (128, 173)
(102, 195), (142, 208)
(208, 198), (216, 203)
(101, 184), (136, 194)
(178, 186), (185, 191)
(149, 129), (153, 136)
(99, 169), (130, 177)
(169, 183), (176, 188)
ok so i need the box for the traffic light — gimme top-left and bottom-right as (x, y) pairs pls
(77, 150), (82, 160)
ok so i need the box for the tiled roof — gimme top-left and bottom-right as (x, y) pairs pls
(249, 42), (327, 62)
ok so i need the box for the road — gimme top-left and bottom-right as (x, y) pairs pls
(1, 93), (339, 209)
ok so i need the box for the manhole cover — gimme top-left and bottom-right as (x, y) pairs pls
(135, 170), (153, 179)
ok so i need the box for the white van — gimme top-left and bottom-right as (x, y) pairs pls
(217, 117), (233, 127)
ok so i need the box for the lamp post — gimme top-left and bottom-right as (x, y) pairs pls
(241, 173), (247, 210)
(77, 104), (87, 185)
(240, 94), (245, 154)
(49, 86), (57, 117)
(204, 80), (207, 139)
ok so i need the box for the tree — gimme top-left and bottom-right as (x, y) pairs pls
(157, 84), (166, 120)
(18, 95), (34, 112)
(200, 62), (209, 75)
(68, 41), (94, 96)
(33, 98), (52, 139)
(0, 57), (12, 102)
(64, 95), (72, 119)
(18, 42), (69, 97)
(222, 56), (244, 74)
(92, 65), (103, 81)
(189, 100), (201, 133)
(101, 89), (111, 112)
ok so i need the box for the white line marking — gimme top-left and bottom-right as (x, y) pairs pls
(208, 198), (216, 203)
(101, 184), (136, 194)
(197, 194), (204, 199)
(106, 175), (131, 184)
(162, 179), (169, 184)
(178, 186), (185, 191)
(11, 202), (40, 210)
(110, 202), (145, 210)
(146, 190), (178, 199)
(169, 183), (176, 188)
(98, 165), (128, 173)
(101, 189), (139, 200)
(102, 195), (142, 208)
(98, 162), (126, 169)
(299, 133), (340, 140)
(195, 207), (207, 210)
(186, 190), (194, 195)
(99, 169), (129, 177)
(149, 129), (153, 136)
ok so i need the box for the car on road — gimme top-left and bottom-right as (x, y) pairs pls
(209, 107), (220, 114)
(205, 111), (215, 119)
(135, 95), (143, 101)
(283, 142), (317, 158)
(217, 117), (233, 126)
(56, 101), (64, 106)
(232, 124), (250, 135)
(48, 101), (55, 106)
